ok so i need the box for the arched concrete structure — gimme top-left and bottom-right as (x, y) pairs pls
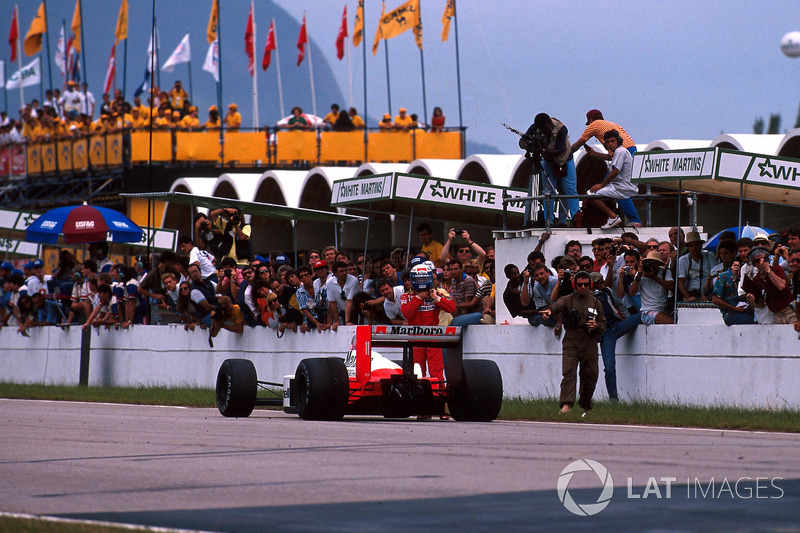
(256, 170), (306, 208)
(354, 163), (408, 177)
(212, 173), (262, 203)
(777, 129), (800, 158)
(163, 177), (218, 231)
(710, 134), (783, 153)
(644, 139), (711, 151)
(406, 159), (462, 179)
(458, 154), (519, 186)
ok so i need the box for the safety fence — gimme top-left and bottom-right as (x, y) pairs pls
(2, 127), (464, 179)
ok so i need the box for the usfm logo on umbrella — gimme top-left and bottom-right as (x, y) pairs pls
(75, 220), (95, 229)
(112, 220), (130, 229)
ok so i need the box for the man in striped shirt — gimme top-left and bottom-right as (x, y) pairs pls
(571, 109), (636, 158)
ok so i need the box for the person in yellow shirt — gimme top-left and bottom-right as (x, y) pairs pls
(349, 107), (365, 129)
(133, 96), (151, 120)
(225, 103), (242, 130)
(323, 103), (340, 128)
(181, 106), (200, 131)
(91, 113), (109, 134)
(204, 106), (221, 130)
(168, 81), (189, 110)
(378, 113), (394, 130)
(153, 108), (170, 129)
(130, 107), (150, 130)
(394, 107), (414, 131)
(167, 110), (182, 130)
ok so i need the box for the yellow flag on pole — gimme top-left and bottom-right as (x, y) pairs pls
(115, 0), (128, 44)
(71, 0), (81, 53)
(24, 2), (46, 57)
(207, 0), (219, 44)
(441, 0), (454, 42)
(372, 1), (385, 56)
(353, 0), (364, 48)
(372, 0), (421, 56)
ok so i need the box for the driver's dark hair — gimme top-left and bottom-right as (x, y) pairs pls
(574, 270), (591, 283)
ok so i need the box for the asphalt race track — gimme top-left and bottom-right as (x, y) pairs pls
(2, 399), (799, 532)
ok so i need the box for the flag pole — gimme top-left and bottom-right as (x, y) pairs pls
(453, 0), (463, 132)
(43, 0), (54, 98)
(60, 18), (66, 92)
(347, 18), (352, 108)
(3, 61), (7, 112)
(361, 1), (367, 160)
(273, 18), (285, 118)
(154, 16), (161, 88)
(187, 43), (193, 103)
(418, 1), (427, 127)
(251, 1), (258, 129)
(217, 1), (224, 162)
(78, 0), (86, 94)
(14, 5), (25, 110)
(122, 37), (127, 98)
(383, 41), (391, 115)
(305, 13), (316, 118)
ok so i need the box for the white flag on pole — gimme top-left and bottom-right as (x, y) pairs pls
(203, 39), (219, 82)
(162, 33), (190, 72)
(55, 23), (66, 76)
(6, 57), (41, 90)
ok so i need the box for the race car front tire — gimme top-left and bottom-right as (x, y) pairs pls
(448, 359), (503, 422)
(295, 357), (349, 421)
(216, 358), (258, 417)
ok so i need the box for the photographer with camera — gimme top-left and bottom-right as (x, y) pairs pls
(440, 228), (486, 267)
(677, 231), (718, 302)
(209, 206), (252, 266)
(194, 213), (223, 255)
(216, 257), (244, 300)
(519, 113), (579, 227)
(540, 270), (606, 414)
(627, 251), (675, 325)
(711, 242), (755, 325)
(741, 246), (796, 325)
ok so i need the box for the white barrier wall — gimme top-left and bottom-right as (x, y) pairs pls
(2, 324), (799, 409)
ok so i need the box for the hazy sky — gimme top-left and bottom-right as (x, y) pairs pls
(7, 0), (800, 154)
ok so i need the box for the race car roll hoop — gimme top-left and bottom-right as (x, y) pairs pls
(215, 325), (503, 421)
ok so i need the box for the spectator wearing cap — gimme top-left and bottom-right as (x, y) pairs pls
(711, 243), (755, 326)
(168, 110), (182, 129)
(181, 106), (200, 130)
(751, 232), (789, 273)
(676, 231), (718, 302)
(571, 109), (636, 157)
(225, 103), (242, 130)
(741, 246), (796, 325)
(378, 113), (394, 130)
(394, 107), (413, 130)
(628, 251), (675, 325)
(592, 271), (638, 400)
(204, 106), (221, 129)
(25, 259), (61, 325)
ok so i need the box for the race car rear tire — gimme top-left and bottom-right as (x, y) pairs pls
(448, 359), (503, 422)
(295, 358), (349, 421)
(216, 358), (257, 418)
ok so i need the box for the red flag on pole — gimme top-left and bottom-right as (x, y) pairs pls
(296, 14), (307, 66)
(262, 19), (275, 70)
(245, 3), (255, 75)
(9, 6), (19, 62)
(336, 6), (348, 60)
(103, 43), (116, 95)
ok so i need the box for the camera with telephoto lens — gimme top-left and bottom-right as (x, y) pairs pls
(224, 268), (232, 278)
(454, 229), (465, 235)
(562, 269), (574, 282)
(199, 220), (211, 231)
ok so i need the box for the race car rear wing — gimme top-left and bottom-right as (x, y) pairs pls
(354, 325), (464, 385)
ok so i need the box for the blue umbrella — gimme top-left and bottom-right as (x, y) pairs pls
(704, 224), (776, 251)
(25, 204), (144, 244)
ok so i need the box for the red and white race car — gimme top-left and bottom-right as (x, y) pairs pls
(215, 325), (503, 421)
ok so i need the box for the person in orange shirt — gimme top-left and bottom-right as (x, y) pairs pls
(349, 107), (365, 129)
(571, 109), (636, 159)
(378, 113), (394, 130)
(225, 103), (242, 130)
(181, 106), (200, 131)
(204, 106), (221, 130)
(393, 107), (414, 130)
(153, 108), (170, 129)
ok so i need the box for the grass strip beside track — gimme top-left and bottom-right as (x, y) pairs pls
(1, 383), (798, 433)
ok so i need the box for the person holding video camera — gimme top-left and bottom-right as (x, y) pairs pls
(209, 207), (252, 266)
(540, 270), (606, 414)
(628, 251), (675, 325)
(519, 113), (579, 226)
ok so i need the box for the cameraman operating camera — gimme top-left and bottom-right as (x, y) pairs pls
(520, 113), (579, 226)
(209, 206), (252, 266)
